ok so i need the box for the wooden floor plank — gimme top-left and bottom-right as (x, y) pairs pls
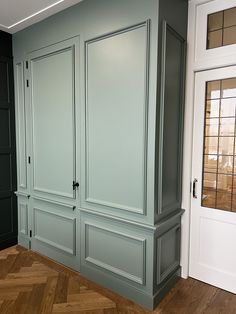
(0, 245), (236, 313)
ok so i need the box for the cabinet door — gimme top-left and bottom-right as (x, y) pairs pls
(27, 38), (80, 271)
(28, 40), (78, 202)
(81, 22), (150, 222)
(0, 56), (17, 250)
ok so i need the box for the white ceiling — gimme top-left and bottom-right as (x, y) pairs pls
(0, 0), (83, 34)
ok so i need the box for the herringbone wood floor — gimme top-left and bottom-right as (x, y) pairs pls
(0, 246), (236, 314)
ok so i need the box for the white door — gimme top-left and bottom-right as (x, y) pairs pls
(190, 65), (236, 293)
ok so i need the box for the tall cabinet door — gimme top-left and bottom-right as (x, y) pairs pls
(27, 38), (80, 270)
(0, 56), (17, 249)
(81, 22), (151, 224)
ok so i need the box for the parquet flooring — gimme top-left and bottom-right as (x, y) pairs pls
(0, 246), (236, 314)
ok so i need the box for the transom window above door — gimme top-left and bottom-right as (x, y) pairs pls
(202, 77), (236, 211)
(207, 7), (236, 49)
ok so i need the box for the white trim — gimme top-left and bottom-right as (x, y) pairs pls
(181, 0), (197, 279)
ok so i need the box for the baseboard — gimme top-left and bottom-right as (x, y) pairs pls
(153, 267), (181, 309)
(18, 236), (30, 249)
(81, 262), (155, 310)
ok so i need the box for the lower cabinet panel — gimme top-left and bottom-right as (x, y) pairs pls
(156, 224), (181, 285)
(34, 208), (76, 255)
(80, 210), (155, 308)
(19, 203), (28, 236)
(84, 222), (146, 285)
(80, 209), (182, 310)
(17, 195), (30, 249)
(31, 198), (80, 271)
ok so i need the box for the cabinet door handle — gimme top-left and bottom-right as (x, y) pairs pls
(72, 181), (80, 190)
(193, 179), (198, 199)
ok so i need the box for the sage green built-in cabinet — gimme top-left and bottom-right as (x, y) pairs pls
(13, 0), (188, 309)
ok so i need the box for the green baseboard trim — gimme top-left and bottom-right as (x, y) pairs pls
(81, 263), (154, 310)
(153, 267), (181, 309)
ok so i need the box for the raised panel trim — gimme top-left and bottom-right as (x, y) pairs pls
(29, 42), (77, 200)
(84, 222), (146, 285)
(15, 62), (27, 190)
(33, 207), (76, 255)
(33, 195), (75, 211)
(156, 224), (181, 285)
(19, 203), (28, 235)
(0, 58), (10, 105)
(80, 208), (156, 232)
(84, 20), (150, 215)
(158, 20), (186, 215)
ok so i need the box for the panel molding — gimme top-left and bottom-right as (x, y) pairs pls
(156, 224), (181, 285)
(84, 222), (146, 285)
(19, 203), (28, 235)
(158, 20), (186, 215)
(29, 42), (77, 200)
(33, 195), (76, 211)
(33, 207), (76, 255)
(84, 20), (150, 215)
(15, 62), (27, 190)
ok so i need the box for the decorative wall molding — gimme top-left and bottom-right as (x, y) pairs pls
(156, 224), (181, 285)
(19, 203), (28, 235)
(158, 20), (186, 215)
(29, 43), (77, 201)
(84, 222), (146, 285)
(15, 62), (27, 190)
(84, 20), (150, 216)
(33, 207), (76, 255)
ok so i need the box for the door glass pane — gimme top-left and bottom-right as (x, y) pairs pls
(222, 78), (236, 98)
(219, 118), (235, 136)
(208, 11), (223, 31)
(206, 80), (221, 99)
(206, 118), (219, 136)
(206, 100), (220, 118)
(202, 77), (236, 212)
(220, 98), (236, 117)
(207, 7), (236, 49)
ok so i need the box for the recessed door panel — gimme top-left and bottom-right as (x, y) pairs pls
(0, 109), (10, 147)
(0, 154), (11, 191)
(15, 62), (27, 190)
(84, 22), (149, 214)
(31, 46), (75, 199)
(0, 61), (9, 103)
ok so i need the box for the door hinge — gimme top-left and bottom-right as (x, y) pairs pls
(26, 61), (29, 69)
(29, 230), (32, 238)
(72, 181), (80, 190)
(28, 156), (31, 164)
(26, 79), (29, 87)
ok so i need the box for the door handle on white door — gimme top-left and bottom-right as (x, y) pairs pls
(193, 179), (198, 199)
